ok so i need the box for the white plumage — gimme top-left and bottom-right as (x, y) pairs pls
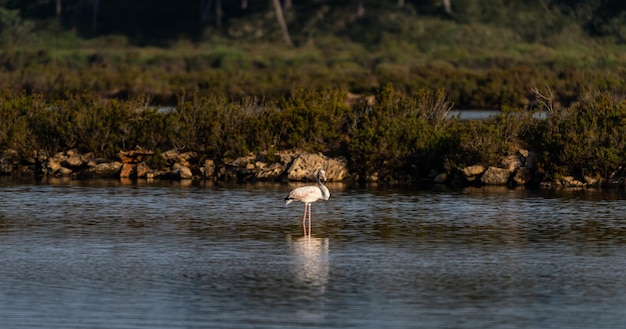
(285, 169), (330, 236)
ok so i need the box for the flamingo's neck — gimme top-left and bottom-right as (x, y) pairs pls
(317, 178), (330, 201)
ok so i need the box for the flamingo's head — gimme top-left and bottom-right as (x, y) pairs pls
(318, 169), (327, 182)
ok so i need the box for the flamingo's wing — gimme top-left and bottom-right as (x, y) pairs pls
(286, 186), (322, 204)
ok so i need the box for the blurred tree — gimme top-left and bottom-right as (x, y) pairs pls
(442, 0), (452, 15)
(200, 0), (223, 28)
(272, 0), (293, 45)
(356, 0), (365, 18)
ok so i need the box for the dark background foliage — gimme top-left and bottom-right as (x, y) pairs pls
(0, 1), (625, 109)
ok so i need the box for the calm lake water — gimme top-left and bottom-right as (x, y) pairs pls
(0, 177), (625, 329)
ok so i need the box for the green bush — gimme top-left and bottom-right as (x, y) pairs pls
(528, 91), (626, 179)
(347, 84), (456, 180)
(450, 107), (537, 169)
(167, 93), (278, 161)
(274, 88), (351, 153)
(0, 88), (41, 155)
(27, 93), (166, 158)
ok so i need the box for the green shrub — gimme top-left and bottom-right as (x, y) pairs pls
(347, 84), (456, 180)
(452, 107), (536, 168)
(274, 87), (352, 154)
(0, 88), (41, 155)
(529, 91), (626, 179)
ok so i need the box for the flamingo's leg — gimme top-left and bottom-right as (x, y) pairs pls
(308, 204), (312, 236)
(302, 204), (308, 236)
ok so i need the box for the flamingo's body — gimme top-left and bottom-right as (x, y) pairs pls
(285, 169), (330, 236)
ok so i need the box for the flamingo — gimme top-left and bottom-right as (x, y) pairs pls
(284, 169), (330, 236)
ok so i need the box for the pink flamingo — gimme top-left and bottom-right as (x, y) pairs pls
(284, 169), (330, 236)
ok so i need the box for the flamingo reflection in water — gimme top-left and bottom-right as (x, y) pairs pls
(284, 169), (330, 236)
(287, 235), (330, 294)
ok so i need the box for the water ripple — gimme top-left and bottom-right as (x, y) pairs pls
(0, 179), (625, 328)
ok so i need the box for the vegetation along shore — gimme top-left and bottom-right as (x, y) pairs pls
(1, 86), (626, 188)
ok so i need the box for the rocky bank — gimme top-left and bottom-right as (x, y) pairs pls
(0, 148), (349, 183)
(0, 147), (617, 188)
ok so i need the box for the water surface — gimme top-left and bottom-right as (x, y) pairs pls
(0, 178), (625, 328)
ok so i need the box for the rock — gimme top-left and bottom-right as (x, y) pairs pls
(256, 162), (287, 180)
(118, 149), (155, 164)
(81, 152), (95, 164)
(45, 152), (69, 175)
(326, 157), (350, 181)
(52, 151), (67, 162)
(278, 153), (296, 165)
(287, 153), (326, 181)
(46, 157), (63, 174)
(57, 167), (73, 176)
(35, 150), (48, 163)
(120, 163), (136, 178)
(231, 154), (256, 167)
(462, 165), (485, 183)
(286, 152), (349, 181)
(202, 159), (215, 178)
(136, 161), (150, 178)
(513, 167), (534, 185)
(518, 149), (529, 158)
(225, 155), (257, 178)
(480, 166), (511, 185)
(500, 154), (522, 172)
(63, 155), (83, 168)
(178, 166), (193, 179)
(433, 172), (448, 184)
(584, 175), (600, 186)
(87, 161), (123, 177)
(463, 165), (485, 177)
(172, 163), (193, 179)
(162, 149), (196, 166)
(257, 151), (294, 165)
(161, 149), (179, 162)
(562, 176), (585, 187)
(0, 149), (19, 174)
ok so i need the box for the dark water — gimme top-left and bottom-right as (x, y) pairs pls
(0, 178), (625, 329)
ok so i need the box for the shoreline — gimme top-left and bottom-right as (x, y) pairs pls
(1, 147), (624, 190)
